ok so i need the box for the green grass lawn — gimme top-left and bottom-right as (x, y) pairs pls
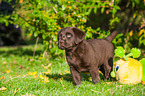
(0, 45), (145, 96)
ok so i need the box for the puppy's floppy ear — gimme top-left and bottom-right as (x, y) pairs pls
(71, 27), (85, 44)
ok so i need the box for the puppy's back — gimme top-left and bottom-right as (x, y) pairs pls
(86, 39), (114, 57)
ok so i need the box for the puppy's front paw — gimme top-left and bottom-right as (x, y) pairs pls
(74, 81), (81, 86)
(92, 78), (100, 84)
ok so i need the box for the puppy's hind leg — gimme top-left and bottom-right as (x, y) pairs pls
(104, 58), (113, 79)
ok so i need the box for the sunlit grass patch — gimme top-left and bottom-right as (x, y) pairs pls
(0, 45), (145, 96)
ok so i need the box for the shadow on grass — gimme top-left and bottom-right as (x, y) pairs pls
(0, 46), (43, 57)
(46, 73), (106, 83)
(46, 73), (72, 82)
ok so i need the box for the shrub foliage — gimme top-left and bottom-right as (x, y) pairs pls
(0, 0), (145, 56)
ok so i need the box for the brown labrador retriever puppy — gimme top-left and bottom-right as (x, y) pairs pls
(58, 27), (118, 85)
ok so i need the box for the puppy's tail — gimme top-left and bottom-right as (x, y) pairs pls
(105, 31), (118, 42)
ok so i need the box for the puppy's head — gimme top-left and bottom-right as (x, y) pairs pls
(58, 27), (85, 50)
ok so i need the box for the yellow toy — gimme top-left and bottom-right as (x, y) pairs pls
(111, 47), (145, 84)
(115, 58), (142, 84)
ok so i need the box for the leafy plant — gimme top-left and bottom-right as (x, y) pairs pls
(1, 0), (145, 58)
(0, 0), (121, 56)
(115, 46), (141, 61)
(138, 29), (145, 47)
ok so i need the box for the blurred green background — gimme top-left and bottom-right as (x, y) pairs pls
(0, 0), (145, 57)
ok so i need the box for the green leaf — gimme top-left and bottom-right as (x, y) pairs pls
(34, 32), (38, 37)
(94, 6), (98, 14)
(86, 32), (92, 38)
(52, 34), (57, 42)
(62, 5), (65, 10)
(139, 58), (145, 64)
(131, 48), (141, 58)
(101, 7), (105, 14)
(87, 8), (93, 15)
(42, 34), (46, 39)
(139, 58), (145, 81)
(115, 46), (125, 58)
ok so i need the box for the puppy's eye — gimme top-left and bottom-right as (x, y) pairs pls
(66, 33), (72, 38)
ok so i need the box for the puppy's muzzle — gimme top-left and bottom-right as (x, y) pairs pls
(59, 40), (65, 50)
